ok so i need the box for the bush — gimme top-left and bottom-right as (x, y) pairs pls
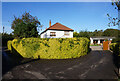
(110, 43), (120, 56)
(7, 37), (90, 59)
(7, 40), (12, 51)
(112, 38), (120, 43)
(2, 33), (14, 46)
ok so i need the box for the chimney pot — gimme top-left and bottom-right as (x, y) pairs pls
(49, 20), (51, 27)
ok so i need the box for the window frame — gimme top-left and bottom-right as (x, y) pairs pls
(50, 32), (56, 37)
(64, 31), (69, 36)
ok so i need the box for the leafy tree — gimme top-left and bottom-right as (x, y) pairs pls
(102, 29), (118, 37)
(79, 30), (90, 38)
(11, 12), (41, 38)
(73, 32), (79, 37)
(2, 33), (14, 46)
(92, 30), (103, 37)
(107, 1), (120, 75)
(107, 0), (120, 27)
(73, 29), (120, 38)
(0, 33), (2, 38)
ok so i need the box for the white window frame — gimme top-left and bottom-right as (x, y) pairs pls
(64, 31), (69, 36)
(50, 32), (56, 37)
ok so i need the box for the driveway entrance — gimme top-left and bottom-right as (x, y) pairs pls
(90, 46), (103, 50)
(2, 47), (117, 79)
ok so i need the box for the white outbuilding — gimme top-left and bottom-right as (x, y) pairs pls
(90, 36), (115, 45)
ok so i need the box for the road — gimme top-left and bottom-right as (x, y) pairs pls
(2, 46), (117, 79)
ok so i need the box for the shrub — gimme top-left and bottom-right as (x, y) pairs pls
(7, 40), (12, 51)
(110, 43), (120, 56)
(7, 37), (90, 59)
(112, 38), (120, 43)
(2, 33), (14, 46)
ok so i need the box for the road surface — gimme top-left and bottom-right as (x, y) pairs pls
(2, 46), (117, 79)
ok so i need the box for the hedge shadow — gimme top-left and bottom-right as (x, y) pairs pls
(2, 46), (40, 76)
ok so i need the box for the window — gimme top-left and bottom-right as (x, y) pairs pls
(50, 32), (56, 36)
(64, 31), (69, 35)
(100, 40), (104, 43)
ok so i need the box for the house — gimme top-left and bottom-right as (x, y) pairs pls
(40, 20), (74, 38)
(90, 36), (115, 45)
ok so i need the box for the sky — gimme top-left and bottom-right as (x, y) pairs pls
(2, 2), (118, 34)
(1, 0), (112, 2)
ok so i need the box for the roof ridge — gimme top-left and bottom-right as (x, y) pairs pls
(57, 23), (73, 30)
(48, 22), (58, 29)
(46, 22), (73, 31)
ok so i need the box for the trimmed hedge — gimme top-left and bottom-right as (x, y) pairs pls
(7, 37), (90, 59)
(110, 43), (120, 56)
(7, 40), (12, 51)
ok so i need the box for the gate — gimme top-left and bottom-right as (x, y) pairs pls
(103, 41), (109, 50)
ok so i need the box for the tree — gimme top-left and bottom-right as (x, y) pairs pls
(92, 30), (103, 37)
(79, 30), (90, 38)
(73, 29), (120, 38)
(11, 12), (41, 38)
(73, 32), (79, 37)
(107, 0), (120, 27)
(107, 1), (120, 76)
(2, 33), (14, 46)
(102, 29), (120, 37)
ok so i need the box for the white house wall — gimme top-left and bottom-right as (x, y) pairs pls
(41, 30), (73, 38)
(41, 32), (47, 38)
(90, 38), (93, 44)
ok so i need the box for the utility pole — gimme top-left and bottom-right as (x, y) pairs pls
(3, 26), (4, 34)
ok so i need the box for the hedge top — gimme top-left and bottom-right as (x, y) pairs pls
(8, 37), (90, 59)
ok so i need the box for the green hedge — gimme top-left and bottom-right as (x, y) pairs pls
(7, 37), (90, 59)
(7, 40), (12, 51)
(110, 43), (120, 56)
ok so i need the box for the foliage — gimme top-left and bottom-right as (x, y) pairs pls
(92, 30), (103, 37)
(0, 33), (1, 38)
(0, 33), (1, 46)
(7, 40), (12, 51)
(102, 29), (120, 37)
(11, 12), (41, 38)
(107, 0), (120, 27)
(112, 38), (120, 43)
(73, 32), (79, 37)
(73, 29), (120, 38)
(79, 30), (90, 38)
(7, 38), (90, 59)
(110, 43), (120, 56)
(90, 44), (100, 46)
(2, 33), (14, 46)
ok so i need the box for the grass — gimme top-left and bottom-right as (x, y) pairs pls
(90, 44), (101, 46)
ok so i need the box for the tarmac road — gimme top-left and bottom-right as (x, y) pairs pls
(2, 46), (117, 79)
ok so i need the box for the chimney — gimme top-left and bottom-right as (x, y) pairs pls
(49, 20), (51, 27)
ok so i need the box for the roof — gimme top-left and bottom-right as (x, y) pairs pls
(47, 22), (74, 31)
(40, 22), (74, 34)
(90, 36), (115, 40)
